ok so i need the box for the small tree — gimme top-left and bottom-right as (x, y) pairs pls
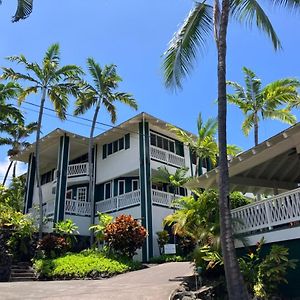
(156, 230), (169, 255)
(89, 212), (113, 248)
(104, 215), (147, 259)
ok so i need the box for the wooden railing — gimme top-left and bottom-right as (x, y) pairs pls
(150, 146), (185, 168)
(65, 198), (91, 216)
(95, 190), (141, 213)
(151, 189), (181, 208)
(231, 187), (300, 235)
(67, 162), (89, 177)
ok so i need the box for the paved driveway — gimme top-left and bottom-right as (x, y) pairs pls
(0, 262), (193, 300)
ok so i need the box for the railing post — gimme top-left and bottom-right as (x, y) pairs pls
(264, 201), (273, 230)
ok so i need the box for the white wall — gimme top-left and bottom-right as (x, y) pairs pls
(151, 205), (174, 257)
(32, 181), (54, 205)
(65, 214), (91, 236)
(96, 131), (140, 183)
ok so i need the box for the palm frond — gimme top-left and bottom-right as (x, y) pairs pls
(263, 108), (296, 125)
(47, 88), (68, 120)
(231, 0), (282, 50)
(112, 92), (138, 110)
(44, 43), (60, 64)
(18, 86), (38, 103)
(227, 144), (242, 157)
(0, 137), (14, 146)
(241, 113), (255, 136)
(102, 98), (117, 123)
(163, 2), (213, 89)
(198, 113), (218, 139)
(12, 0), (33, 22)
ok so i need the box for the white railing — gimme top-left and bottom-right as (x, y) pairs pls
(95, 190), (141, 213)
(151, 189), (181, 208)
(231, 187), (300, 235)
(65, 198), (91, 216)
(68, 162), (89, 177)
(150, 146), (185, 168)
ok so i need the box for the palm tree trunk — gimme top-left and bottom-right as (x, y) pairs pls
(89, 101), (101, 247)
(36, 88), (46, 240)
(3, 160), (13, 185)
(217, 1), (248, 299)
(12, 161), (17, 178)
(254, 113), (259, 146)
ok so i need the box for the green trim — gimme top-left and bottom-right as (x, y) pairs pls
(144, 122), (153, 258)
(24, 153), (35, 213)
(54, 135), (70, 222)
(139, 121), (148, 262)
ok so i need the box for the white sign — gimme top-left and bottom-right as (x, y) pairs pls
(164, 244), (176, 254)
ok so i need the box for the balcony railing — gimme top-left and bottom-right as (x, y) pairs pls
(95, 190), (141, 213)
(231, 187), (300, 235)
(151, 189), (181, 208)
(65, 198), (91, 216)
(150, 146), (185, 168)
(54, 162), (89, 180)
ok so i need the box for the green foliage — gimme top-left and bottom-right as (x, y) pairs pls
(0, 177), (26, 212)
(37, 234), (70, 258)
(254, 245), (297, 299)
(149, 254), (186, 264)
(104, 214), (147, 259)
(33, 250), (142, 279)
(54, 219), (79, 246)
(193, 245), (223, 271)
(230, 191), (252, 209)
(89, 212), (113, 247)
(156, 230), (169, 249)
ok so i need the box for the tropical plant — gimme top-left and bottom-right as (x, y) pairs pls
(156, 230), (169, 255)
(227, 67), (299, 146)
(152, 166), (189, 201)
(0, 0), (33, 22)
(54, 219), (79, 247)
(36, 234), (69, 258)
(168, 113), (240, 176)
(163, 1), (300, 298)
(1, 43), (83, 239)
(74, 58), (137, 245)
(0, 118), (37, 185)
(89, 212), (113, 248)
(104, 214), (147, 259)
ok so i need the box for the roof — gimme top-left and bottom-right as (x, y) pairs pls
(187, 122), (300, 195)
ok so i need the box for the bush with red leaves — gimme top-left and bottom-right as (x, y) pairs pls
(104, 215), (147, 259)
(37, 234), (70, 258)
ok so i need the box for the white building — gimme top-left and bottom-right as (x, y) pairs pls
(16, 112), (198, 261)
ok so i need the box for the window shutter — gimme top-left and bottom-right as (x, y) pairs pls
(125, 133), (130, 149)
(175, 141), (184, 157)
(102, 144), (107, 159)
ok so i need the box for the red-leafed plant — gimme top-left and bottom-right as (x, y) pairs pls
(37, 234), (69, 258)
(104, 215), (147, 259)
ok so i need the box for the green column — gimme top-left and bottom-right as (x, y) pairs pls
(139, 120), (153, 261)
(54, 135), (70, 222)
(24, 153), (35, 214)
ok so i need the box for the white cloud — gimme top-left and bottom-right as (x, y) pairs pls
(0, 157), (27, 186)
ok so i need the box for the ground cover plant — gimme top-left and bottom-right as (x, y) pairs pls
(34, 249), (142, 280)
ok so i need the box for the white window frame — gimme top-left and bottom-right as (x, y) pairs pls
(104, 182), (112, 200)
(150, 131), (175, 153)
(77, 187), (87, 202)
(118, 180), (125, 195)
(66, 189), (73, 200)
(132, 179), (139, 191)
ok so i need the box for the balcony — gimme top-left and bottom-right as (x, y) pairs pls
(65, 198), (91, 216)
(231, 187), (300, 236)
(150, 146), (185, 168)
(151, 189), (181, 208)
(53, 162), (89, 185)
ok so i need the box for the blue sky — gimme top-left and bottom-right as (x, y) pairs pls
(0, 0), (300, 178)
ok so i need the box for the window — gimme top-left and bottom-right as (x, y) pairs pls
(118, 180), (125, 195)
(41, 170), (54, 185)
(77, 187), (87, 201)
(102, 134), (130, 159)
(69, 153), (88, 165)
(132, 179), (139, 191)
(66, 190), (73, 200)
(104, 182), (111, 199)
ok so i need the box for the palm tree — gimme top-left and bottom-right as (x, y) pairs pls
(227, 67), (299, 146)
(0, 0), (33, 22)
(168, 113), (240, 176)
(163, 1), (300, 298)
(0, 117), (37, 185)
(1, 43), (83, 239)
(74, 58), (138, 246)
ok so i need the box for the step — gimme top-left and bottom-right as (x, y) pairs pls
(11, 272), (34, 276)
(10, 277), (35, 282)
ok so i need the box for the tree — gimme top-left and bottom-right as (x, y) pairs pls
(227, 67), (298, 146)
(0, 117), (37, 185)
(74, 58), (137, 246)
(163, 1), (299, 298)
(0, 0), (33, 22)
(1, 43), (83, 239)
(168, 113), (240, 176)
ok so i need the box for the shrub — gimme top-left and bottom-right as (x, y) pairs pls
(156, 230), (169, 254)
(104, 215), (147, 259)
(149, 254), (186, 264)
(33, 250), (142, 279)
(37, 234), (70, 258)
(230, 191), (252, 209)
(54, 219), (79, 246)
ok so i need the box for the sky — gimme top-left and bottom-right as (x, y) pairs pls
(1, 0), (300, 180)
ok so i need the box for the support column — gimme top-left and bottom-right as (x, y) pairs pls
(24, 153), (35, 214)
(139, 120), (153, 261)
(54, 135), (70, 223)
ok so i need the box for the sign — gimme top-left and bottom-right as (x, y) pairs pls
(164, 244), (176, 254)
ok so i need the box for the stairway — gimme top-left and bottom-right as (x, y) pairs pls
(10, 262), (36, 282)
